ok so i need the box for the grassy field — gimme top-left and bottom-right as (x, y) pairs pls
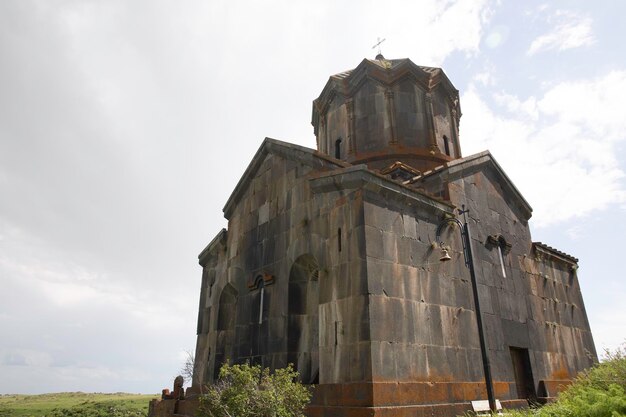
(0, 392), (158, 417)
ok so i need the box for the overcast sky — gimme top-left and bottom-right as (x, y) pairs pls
(1, 0), (625, 394)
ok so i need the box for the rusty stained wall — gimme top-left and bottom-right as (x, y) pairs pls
(522, 253), (597, 384)
(363, 194), (483, 384)
(432, 86), (458, 158)
(414, 163), (597, 400)
(318, 71), (458, 174)
(320, 93), (348, 157)
(192, 151), (372, 390)
(362, 194), (496, 409)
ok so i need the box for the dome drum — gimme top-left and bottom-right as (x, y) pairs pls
(312, 57), (462, 174)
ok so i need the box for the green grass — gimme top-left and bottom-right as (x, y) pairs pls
(0, 392), (158, 417)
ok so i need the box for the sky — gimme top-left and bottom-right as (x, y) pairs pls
(0, 0), (625, 394)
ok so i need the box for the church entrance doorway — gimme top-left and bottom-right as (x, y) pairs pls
(509, 347), (536, 402)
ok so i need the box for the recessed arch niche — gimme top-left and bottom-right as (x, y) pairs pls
(287, 254), (320, 384)
(213, 283), (237, 380)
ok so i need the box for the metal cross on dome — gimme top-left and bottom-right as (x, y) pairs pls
(372, 37), (386, 55)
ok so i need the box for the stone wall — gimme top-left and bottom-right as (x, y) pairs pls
(193, 147), (372, 390)
(182, 141), (597, 417)
(415, 156), (597, 403)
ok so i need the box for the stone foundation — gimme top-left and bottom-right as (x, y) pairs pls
(148, 381), (536, 417)
(149, 396), (199, 417)
(307, 381), (532, 416)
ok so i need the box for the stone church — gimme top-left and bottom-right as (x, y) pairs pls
(149, 55), (597, 417)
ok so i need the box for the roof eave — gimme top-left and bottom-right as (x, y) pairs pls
(409, 151), (533, 220)
(222, 138), (348, 219)
(198, 228), (227, 267)
(309, 164), (454, 215)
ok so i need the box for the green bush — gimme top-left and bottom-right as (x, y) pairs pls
(198, 363), (312, 417)
(503, 343), (626, 417)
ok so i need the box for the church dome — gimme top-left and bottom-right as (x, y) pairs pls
(312, 56), (462, 174)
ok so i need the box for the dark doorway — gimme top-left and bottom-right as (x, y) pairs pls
(510, 347), (536, 402)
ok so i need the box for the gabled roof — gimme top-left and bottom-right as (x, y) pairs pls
(406, 150), (533, 220)
(380, 161), (422, 177)
(222, 137), (454, 221)
(533, 242), (579, 265)
(222, 138), (349, 219)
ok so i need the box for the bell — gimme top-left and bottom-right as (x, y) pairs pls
(440, 248), (452, 262)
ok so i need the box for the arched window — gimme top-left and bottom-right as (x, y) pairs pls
(249, 273), (273, 325)
(488, 235), (512, 278)
(443, 135), (451, 157)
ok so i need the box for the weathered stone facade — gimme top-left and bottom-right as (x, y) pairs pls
(149, 56), (596, 417)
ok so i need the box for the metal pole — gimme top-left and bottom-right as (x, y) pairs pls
(461, 210), (497, 413)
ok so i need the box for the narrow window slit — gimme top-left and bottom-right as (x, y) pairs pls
(338, 228), (342, 252)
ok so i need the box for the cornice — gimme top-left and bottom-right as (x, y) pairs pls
(533, 242), (579, 265)
(407, 151), (533, 220)
(198, 228), (227, 267)
(309, 164), (454, 215)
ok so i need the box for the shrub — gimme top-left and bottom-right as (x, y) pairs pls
(499, 343), (626, 417)
(538, 344), (626, 417)
(198, 363), (311, 417)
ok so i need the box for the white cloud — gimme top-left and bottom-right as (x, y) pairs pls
(538, 71), (626, 142)
(472, 62), (498, 87)
(422, 0), (494, 63)
(0, 250), (185, 328)
(590, 280), (626, 354)
(0, 354), (155, 393)
(493, 92), (538, 121)
(527, 11), (594, 55)
(461, 71), (626, 227)
(2, 350), (51, 367)
(565, 225), (583, 240)
(474, 71), (495, 86)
